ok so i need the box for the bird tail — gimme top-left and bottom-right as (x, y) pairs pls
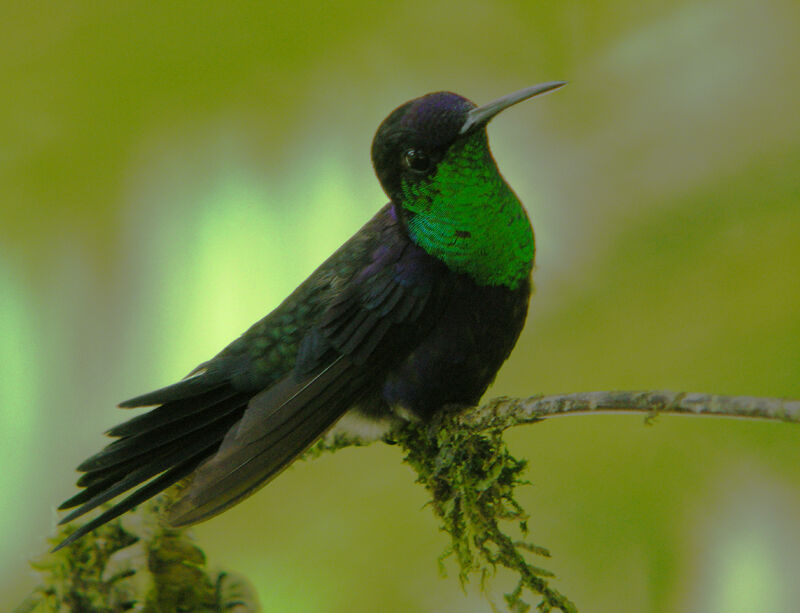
(53, 372), (249, 551)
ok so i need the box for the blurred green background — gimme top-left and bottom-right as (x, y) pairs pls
(3, 1), (800, 611)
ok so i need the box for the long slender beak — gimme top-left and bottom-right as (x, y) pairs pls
(460, 81), (567, 135)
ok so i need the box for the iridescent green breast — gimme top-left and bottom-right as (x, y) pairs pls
(399, 131), (534, 289)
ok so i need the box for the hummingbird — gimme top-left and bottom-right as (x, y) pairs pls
(55, 81), (566, 550)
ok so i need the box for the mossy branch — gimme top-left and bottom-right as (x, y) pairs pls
(383, 390), (800, 613)
(20, 391), (799, 613)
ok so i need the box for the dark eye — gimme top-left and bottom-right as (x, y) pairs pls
(402, 148), (431, 172)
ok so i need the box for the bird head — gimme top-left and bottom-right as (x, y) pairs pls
(369, 82), (565, 288)
(371, 81), (566, 211)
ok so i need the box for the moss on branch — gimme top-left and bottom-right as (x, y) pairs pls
(15, 497), (259, 613)
(19, 391), (799, 612)
(395, 408), (575, 612)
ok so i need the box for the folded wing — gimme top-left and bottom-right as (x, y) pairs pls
(55, 207), (444, 549)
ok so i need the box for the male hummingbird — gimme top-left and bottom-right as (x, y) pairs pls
(55, 81), (566, 550)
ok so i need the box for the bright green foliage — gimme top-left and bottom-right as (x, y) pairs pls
(395, 411), (576, 613)
(401, 132), (534, 289)
(15, 497), (258, 613)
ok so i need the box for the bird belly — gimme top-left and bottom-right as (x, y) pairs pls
(379, 277), (531, 421)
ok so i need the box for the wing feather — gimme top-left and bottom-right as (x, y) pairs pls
(166, 357), (364, 526)
(55, 204), (446, 549)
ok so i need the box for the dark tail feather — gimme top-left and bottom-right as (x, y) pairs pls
(55, 376), (248, 551)
(52, 452), (205, 552)
(77, 393), (244, 472)
(118, 369), (225, 408)
(107, 387), (238, 437)
(167, 358), (366, 526)
(59, 408), (241, 523)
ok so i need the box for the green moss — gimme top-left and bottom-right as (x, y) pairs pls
(21, 400), (584, 612)
(15, 497), (259, 613)
(394, 409), (576, 613)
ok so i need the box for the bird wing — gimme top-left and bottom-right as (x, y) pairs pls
(56, 205), (444, 548)
(165, 212), (444, 525)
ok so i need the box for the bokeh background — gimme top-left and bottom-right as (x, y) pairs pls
(3, 1), (800, 611)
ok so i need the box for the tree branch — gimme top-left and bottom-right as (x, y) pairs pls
(457, 390), (800, 431)
(19, 391), (799, 613)
(389, 390), (800, 613)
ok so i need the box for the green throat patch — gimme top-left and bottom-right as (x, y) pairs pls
(400, 132), (534, 289)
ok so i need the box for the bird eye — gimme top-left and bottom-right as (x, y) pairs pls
(402, 148), (431, 172)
